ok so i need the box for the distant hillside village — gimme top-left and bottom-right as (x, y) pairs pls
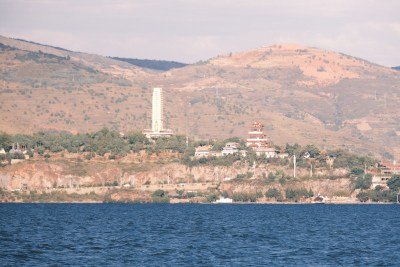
(138, 87), (400, 190)
(194, 121), (288, 159)
(143, 88), (286, 158)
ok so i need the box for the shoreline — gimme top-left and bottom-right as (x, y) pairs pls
(0, 201), (396, 204)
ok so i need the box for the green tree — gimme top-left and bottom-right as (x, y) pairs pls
(369, 188), (394, 202)
(176, 189), (184, 198)
(211, 140), (225, 151)
(155, 135), (187, 153)
(232, 192), (257, 202)
(267, 172), (275, 182)
(285, 188), (313, 202)
(387, 175), (400, 192)
(354, 174), (372, 190)
(351, 168), (364, 176)
(265, 188), (283, 202)
(206, 193), (218, 203)
(10, 152), (25, 159)
(152, 189), (166, 197)
(126, 131), (149, 145)
(12, 134), (34, 149)
(0, 132), (11, 151)
(285, 143), (302, 157)
(356, 191), (369, 202)
(331, 149), (375, 170)
(151, 189), (170, 203)
(85, 128), (129, 156)
(279, 177), (286, 185)
(36, 146), (46, 155)
(302, 144), (320, 158)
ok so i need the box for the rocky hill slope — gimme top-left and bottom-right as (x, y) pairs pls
(0, 36), (399, 159)
(0, 152), (353, 203)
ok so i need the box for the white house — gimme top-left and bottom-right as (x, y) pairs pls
(253, 147), (278, 158)
(278, 153), (289, 159)
(222, 142), (239, 156)
(371, 176), (390, 189)
(195, 145), (213, 158)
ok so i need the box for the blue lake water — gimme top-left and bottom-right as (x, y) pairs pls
(1, 204), (399, 266)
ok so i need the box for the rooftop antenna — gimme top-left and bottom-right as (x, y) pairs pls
(364, 163), (367, 178)
(293, 154), (297, 178)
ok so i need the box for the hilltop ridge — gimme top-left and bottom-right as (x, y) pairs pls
(208, 43), (394, 88)
(111, 57), (188, 71)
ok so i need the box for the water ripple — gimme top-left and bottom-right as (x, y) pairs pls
(1, 204), (400, 266)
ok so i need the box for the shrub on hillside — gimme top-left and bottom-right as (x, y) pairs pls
(265, 188), (283, 202)
(232, 192), (258, 202)
(387, 175), (400, 192)
(285, 188), (314, 202)
(353, 174), (372, 190)
(151, 189), (170, 203)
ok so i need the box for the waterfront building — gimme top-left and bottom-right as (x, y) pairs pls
(378, 161), (400, 175)
(371, 161), (400, 188)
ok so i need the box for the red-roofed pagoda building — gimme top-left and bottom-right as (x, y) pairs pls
(246, 121), (279, 158)
(246, 121), (270, 148)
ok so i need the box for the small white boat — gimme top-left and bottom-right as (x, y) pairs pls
(215, 197), (233, 203)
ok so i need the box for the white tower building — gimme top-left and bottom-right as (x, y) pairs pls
(143, 87), (174, 138)
(152, 87), (163, 132)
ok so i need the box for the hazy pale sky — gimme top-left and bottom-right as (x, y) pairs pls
(0, 0), (399, 66)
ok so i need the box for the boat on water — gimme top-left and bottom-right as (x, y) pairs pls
(215, 197), (233, 203)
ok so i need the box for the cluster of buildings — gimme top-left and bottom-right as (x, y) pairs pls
(194, 142), (246, 158)
(194, 121), (288, 159)
(371, 161), (400, 188)
(0, 143), (30, 165)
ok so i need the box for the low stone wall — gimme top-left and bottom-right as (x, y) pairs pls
(140, 182), (217, 192)
(45, 186), (114, 195)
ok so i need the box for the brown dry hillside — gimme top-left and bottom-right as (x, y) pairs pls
(0, 36), (399, 159)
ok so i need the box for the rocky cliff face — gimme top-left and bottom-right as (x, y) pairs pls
(0, 156), (352, 201)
